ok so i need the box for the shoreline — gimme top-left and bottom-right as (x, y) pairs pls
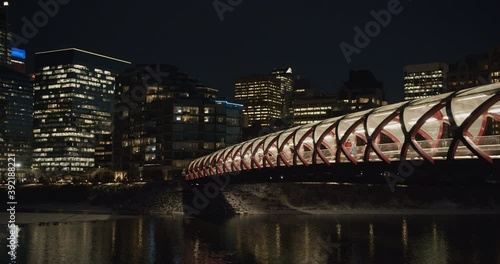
(3, 182), (500, 222)
(1, 206), (498, 226)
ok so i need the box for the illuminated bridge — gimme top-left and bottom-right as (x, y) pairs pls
(184, 84), (500, 184)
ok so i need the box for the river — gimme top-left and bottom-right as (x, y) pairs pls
(1, 214), (499, 263)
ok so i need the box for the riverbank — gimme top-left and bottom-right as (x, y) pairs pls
(222, 182), (500, 215)
(1, 182), (499, 218)
(0, 212), (136, 225)
(1, 182), (184, 215)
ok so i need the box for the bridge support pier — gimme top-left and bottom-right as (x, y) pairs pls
(182, 179), (236, 219)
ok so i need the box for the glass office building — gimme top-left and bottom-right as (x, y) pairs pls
(0, 65), (32, 180)
(32, 48), (130, 176)
(235, 75), (283, 127)
(113, 65), (242, 181)
(404, 63), (448, 100)
(0, 1), (10, 66)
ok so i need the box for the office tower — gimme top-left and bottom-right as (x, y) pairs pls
(113, 65), (242, 181)
(338, 70), (386, 110)
(292, 92), (341, 126)
(448, 54), (490, 92)
(0, 1), (10, 66)
(490, 46), (500, 84)
(0, 65), (32, 180)
(32, 48), (130, 177)
(234, 74), (282, 127)
(292, 77), (312, 98)
(403, 63), (448, 100)
(271, 67), (293, 116)
(290, 77), (341, 125)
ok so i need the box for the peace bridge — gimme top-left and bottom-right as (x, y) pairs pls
(184, 83), (500, 184)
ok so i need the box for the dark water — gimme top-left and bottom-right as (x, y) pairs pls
(2, 214), (500, 264)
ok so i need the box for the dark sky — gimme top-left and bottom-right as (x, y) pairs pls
(8, 0), (500, 103)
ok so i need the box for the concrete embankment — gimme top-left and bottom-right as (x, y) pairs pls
(222, 183), (500, 214)
(1, 182), (184, 214)
(2, 182), (500, 216)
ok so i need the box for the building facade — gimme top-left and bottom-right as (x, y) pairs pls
(0, 65), (33, 180)
(113, 65), (242, 181)
(271, 67), (294, 116)
(0, 2), (9, 66)
(338, 70), (386, 110)
(290, 78), (341, 125)
(292, 93), (341, 126)
(235, 74), (282, 127)
(403, 63), (448, 100)
(448, 55), (489, 92)
(32, 48), (130, 177)
(490, 46), (500, 84)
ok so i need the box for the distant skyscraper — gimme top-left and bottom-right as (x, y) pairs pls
(490, 46), (500, 84)
(338, 70), (386, 110)
(404, 63), (448, 100)
(292, 92), (341, 126)
(32, 48), (130, 177)
(290, 77), (341, 125)
(0, 65), (32, 180)
(0, 1), (10, 66)
(448, 54), (489, 92)
(271, 67), (293, 116)
(234, 74), (282, 127)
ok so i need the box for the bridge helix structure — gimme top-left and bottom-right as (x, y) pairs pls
(184, 83), (500, 182)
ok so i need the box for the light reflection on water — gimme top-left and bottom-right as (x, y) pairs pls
(1, 214), (499, 263)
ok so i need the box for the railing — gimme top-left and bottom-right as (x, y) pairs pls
(294, 135), (500, 165)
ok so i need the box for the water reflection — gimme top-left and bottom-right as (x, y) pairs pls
(409, 220), (449, 264)
(402, 217), (408, 260)
(0, 214), (499, 263)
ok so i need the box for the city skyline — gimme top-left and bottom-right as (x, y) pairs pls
(1, 2), (500, 263)
(6, 0), (500, 103)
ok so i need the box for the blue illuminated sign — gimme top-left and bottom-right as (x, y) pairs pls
(215, 100), (243, 107)
(11, 48), (26, 60)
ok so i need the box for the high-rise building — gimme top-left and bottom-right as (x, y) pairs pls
(290, 77), (341, 125)
(292, 92), (341, 126)
(447, 54), (489, 92)
(271, 67), (293, 116)
(0, 1), (10, 66)
(490, 46), (500, 84)
(0, 65), (32, 180)
(32, 48), (130, 177)
(234, 74), (282, 127)
(113, 65), (242, 181)
(403, 63), (448, 100)
(338, 70), (386, 110)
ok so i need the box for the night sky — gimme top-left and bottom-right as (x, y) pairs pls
(8, 0), (500, 103)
